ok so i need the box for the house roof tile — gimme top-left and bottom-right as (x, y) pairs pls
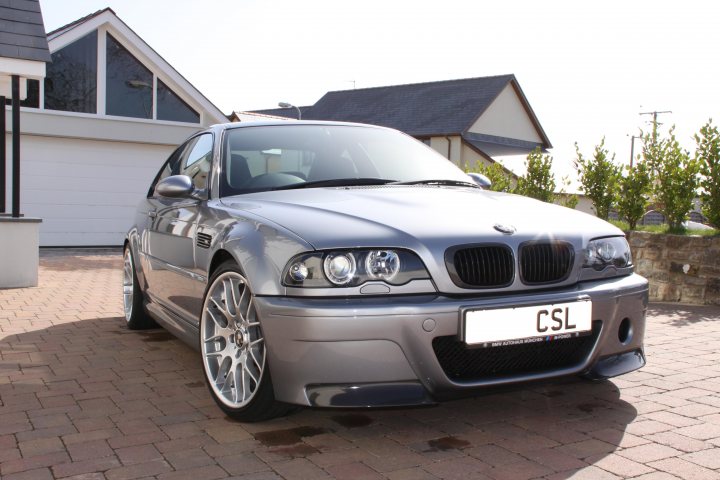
(0, 0), (49, 62)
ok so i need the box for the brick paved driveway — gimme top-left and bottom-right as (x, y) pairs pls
(1, 250), (719, 480)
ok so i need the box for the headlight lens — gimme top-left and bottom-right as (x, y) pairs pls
(365, 250), (400, 281)
(583, 237), (632, 270)
(324, 253), (357, 285)
(283, 249), (429, 287)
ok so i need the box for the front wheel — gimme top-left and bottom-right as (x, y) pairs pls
(123, 246), (156, 330)
(200, 261), (290, 422)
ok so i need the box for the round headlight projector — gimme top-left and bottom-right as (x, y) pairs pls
(366, 250), (401, 281)
(323, 253), (357, 285)
(288, 262), (309, 282)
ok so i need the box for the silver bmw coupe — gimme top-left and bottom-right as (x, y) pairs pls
(124, 121), (648, 421)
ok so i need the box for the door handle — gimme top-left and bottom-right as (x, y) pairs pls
(148, 211), (157, 219)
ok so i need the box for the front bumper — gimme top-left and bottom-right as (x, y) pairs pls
(254, 273), (648, 407)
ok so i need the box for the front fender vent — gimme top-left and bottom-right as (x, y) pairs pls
(196, 232), (212, 249)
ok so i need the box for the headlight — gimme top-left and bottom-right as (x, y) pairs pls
(324, 253), (357, 285)
(283, 249), (429, 288)
(583, 237), (632, 271)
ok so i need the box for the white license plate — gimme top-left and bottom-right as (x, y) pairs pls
(464, 300), (592, 347)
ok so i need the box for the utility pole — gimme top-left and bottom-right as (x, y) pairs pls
(639, 110), (672, 143)
(629, 134), (642, 167)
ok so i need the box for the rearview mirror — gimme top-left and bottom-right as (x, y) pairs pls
(155, 175), (195, 198)
(467, 172), (492, 190)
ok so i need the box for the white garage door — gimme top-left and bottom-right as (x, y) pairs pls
(20, 136), (174, 246)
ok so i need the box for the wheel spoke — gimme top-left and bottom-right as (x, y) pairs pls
(222, 279), (236, 318)
(244, 362), (258, 385)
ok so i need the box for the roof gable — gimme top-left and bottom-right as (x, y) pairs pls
(301, 75), (515, 137)
(46, 8), (226, 124)
(468, 82), (545, 145)
(0, 0), (50, 62)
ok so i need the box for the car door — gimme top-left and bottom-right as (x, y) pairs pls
(144, 133), (213, 324)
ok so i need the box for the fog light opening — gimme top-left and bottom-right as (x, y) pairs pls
(618, 318), (633, 344)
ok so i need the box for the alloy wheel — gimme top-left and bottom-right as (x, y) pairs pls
(123, 249), (134, 322)
(201, 272), (266, 408)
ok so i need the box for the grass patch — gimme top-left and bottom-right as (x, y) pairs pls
(609, 219), (719, 236)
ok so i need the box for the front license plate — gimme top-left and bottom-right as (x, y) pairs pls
(464, 300), (592, 347)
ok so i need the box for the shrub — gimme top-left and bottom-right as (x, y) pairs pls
(695, 119), (720, 227)
(465, 160), (514, 193)
(653, 128), (700, 232)
(515, 147), (556, 203)
(574, 138), (620, 220)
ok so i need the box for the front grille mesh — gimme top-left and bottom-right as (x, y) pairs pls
(432, 321), (601, 381)
(450, 246), (513, 287)
(520, 242), (574, 284)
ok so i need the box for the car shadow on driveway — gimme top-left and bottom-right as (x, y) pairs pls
(0, 313), (639, 479)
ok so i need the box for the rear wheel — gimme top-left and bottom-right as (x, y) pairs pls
(123, 246), (156, 330)
(200, 261), (291, 422)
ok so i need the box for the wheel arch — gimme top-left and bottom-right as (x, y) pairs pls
(208, 249), (241, 276)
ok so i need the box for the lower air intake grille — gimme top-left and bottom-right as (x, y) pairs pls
(520, 241), (574, 285)
(432, 320), (601, 381)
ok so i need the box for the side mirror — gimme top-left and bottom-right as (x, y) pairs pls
(155, 175), (195, 198)
(467, 172), (492, 190)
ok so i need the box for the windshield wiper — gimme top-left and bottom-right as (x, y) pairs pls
(391, 179), (480, 188)
(270, 178), (397, 191)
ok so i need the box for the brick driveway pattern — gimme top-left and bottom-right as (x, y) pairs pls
(1, 250), (719, 480)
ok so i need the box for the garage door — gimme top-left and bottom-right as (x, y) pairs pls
(20, 136), (173, 246)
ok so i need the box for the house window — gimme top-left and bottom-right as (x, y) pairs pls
(44, 31), (98, 113)
(157, 79), (200, 123)
(106, 33), (153, 119)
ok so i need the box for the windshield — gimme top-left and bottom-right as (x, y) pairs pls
(220, 124), (473, 196)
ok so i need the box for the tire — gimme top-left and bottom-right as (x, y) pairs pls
(200, 260), (291, 422)
(123, 246), (156, 330)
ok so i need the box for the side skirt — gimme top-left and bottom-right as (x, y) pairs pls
(146, 301), (200, 351)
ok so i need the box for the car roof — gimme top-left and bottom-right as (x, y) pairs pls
(209, 120), (391, 133)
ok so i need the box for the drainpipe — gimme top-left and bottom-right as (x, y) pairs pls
(445, 136), (453, 162)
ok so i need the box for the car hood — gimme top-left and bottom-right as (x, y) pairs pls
(221, 186), (622, 250)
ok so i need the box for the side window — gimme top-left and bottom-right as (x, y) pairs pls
(147, 144), (186, 197)
(180, 134), (213, 190)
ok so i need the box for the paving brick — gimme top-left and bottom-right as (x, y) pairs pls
(51, 456), (122, 478)
(114, 445), (163, 466)
(270, 458), (330, 479)
(104, 459), (172, 480)
(325, 462), (384, 480)
(681, 447), (720, 469)
(1, 451), (70, 476)
(156, 465), (228, 480)
(2, 467), (55, 480)
(618, 441), (683, 463)
(648, 457), (719, 480)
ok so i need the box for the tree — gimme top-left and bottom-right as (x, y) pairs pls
(695, 119), (720, 227)
(556, 175), (578, 209)
(465, 160), (514, 193)
(616, 161), (652, 230)
(515, 147), (556, 203)
(653, 127), (700, 232)
(574, 138), (621, 220)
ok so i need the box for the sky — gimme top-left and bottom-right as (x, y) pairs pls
(39, 1), (720, 187)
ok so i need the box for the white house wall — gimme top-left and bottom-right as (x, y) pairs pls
(468, 84), (543, 144)
(6, 130), (179, 246)
(429, 136), (462, 166)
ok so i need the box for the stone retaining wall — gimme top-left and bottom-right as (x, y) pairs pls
(628, 231), (720, 304)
